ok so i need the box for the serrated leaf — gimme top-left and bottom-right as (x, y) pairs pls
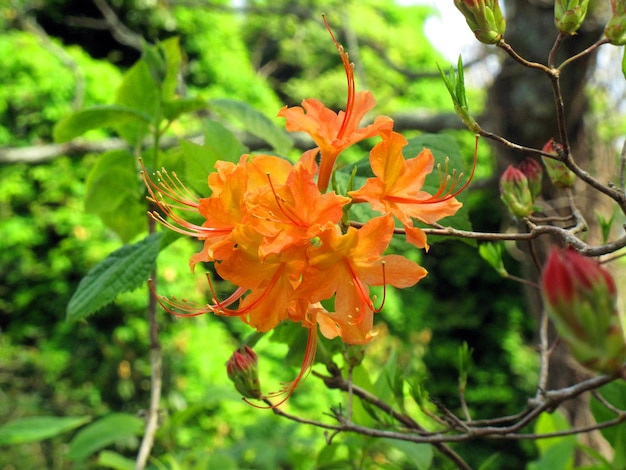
(67, 232), (164, 321)
(97, 451), (135, 470)
(84, 149), (145, 242)
(0, 416), (90, 445)
(53, 106), (152, 143)
(67, 413), (143, 461)
(210, 98), (292, 155)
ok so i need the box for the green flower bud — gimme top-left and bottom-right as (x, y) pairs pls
(605, 0), (626, 45)
(227, 345), (262, 399)
(541, 247), (626, 374)
(453, 0), (506, 45)
(500, 165), (534, 218)
(541, 139), (576, 189)
(555, 0), (591, 35)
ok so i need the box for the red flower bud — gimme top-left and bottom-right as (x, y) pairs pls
(541, 139), (576, 189)
(499, 165), (534, 218)
(517, 158), (543, 199)
(227, 345), (262, 399)
(541, 247), (626, 374)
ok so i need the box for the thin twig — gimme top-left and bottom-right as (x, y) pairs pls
(558, 38), (610, 71)
(135, 218), (163, 470)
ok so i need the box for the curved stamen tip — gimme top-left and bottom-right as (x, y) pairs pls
(373, 261), (387, 313)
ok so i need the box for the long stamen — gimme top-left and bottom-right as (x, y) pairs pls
(323, 15), (355, 141)
(254, 324), (318, 409)
(210, 264), (287, 317)
(140, 159), (199, 210)
(387, 135), (479, 205)
(372, 261), (386, 313)
(346, 261), (375, 324)
(149, 279), (214, 318)
(265, 173), (305, 228)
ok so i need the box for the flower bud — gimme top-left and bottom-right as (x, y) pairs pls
(453, 0), (506, 45)
(227, 345), (262, 399)
(517, 158), (543, 199)
(555, 0), (590, 35)
(500, 165), (534, 218)
(541, 247), (626, 374)
(605, 0), (626, 45)
(541, 139), (576, 189)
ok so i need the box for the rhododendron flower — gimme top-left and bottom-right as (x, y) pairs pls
(295, 214), (427, 344)
(277, 25), (393, 193)
(349, 129), (464, 250)
(140, 23), (456, 406)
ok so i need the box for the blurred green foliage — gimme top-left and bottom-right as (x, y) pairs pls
(0, 1), (548, 469)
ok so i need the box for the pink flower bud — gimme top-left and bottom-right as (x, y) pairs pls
(555, 0), (590, 35)
(227, 345), (262, 399)
(499, 165), (534, 218)
(541, 247), (626, 374)
(605, 0), (626, 45)
(453, 0), (506, 45)
(517, 158), (543, 199)
(541, 138), (576, 189)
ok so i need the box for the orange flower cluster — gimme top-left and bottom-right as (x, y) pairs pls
(142, 27), (469, 404)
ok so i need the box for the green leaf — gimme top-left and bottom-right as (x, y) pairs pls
(382, 438), (433, 470)
(0, 416), (90, 445)
(115, 60), (160, 145)
(163, 97), (207, 121)
(591, 381), (626, 445)
(97, 450), (136, 470)
(84, 149), (145, 242)
(479, 242), (508, 277)
(67, 413), (143, 461)
(66, 232), (164, 321)
(159, 36), (183, 100)
(534, 410), (574, 454)
(209, 98), (292, 155)
(53, 106), (152, 143)
(622, 48), (626, 81)
(175, 120), (247, 194)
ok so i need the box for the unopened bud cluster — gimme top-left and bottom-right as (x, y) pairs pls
(541, 138), (576, 189)
(606, 0), (626, 45)
(554, 0), (590, 35)
(453, 0), (506, 45)
(227, 345), (262, 399)
(541, 247), (626, 374)
(499, 157), (543, 218)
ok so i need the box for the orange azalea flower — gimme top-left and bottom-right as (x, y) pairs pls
(277, 25), (393, 193)
(349, 129), (467, 250)
(294, 214), (427, 344)
(247, 149), (350, 259)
